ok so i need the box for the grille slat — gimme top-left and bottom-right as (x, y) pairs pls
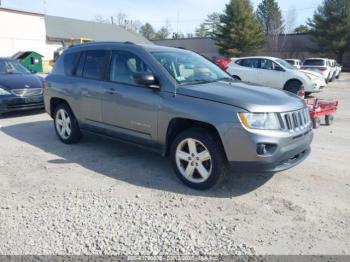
(11, 88), (43, 97)
(280, 108), (311, 132)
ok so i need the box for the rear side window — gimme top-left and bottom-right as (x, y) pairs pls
(303, 59), (325, 66)
(82, 50), (108, 80)
(64, 52), (81, 76)
(237, 59), (259, 68)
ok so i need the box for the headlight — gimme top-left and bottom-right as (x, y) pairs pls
(0, 87), (11, 96)
(238, 112), (281, 130)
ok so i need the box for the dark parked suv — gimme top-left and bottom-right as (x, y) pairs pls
(44, 42), (313, 189)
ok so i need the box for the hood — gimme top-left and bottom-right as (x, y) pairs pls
(0, 74), (43, 90)
(176, 81), (306, 113)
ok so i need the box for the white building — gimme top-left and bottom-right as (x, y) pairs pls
(0, 7), (151, 62)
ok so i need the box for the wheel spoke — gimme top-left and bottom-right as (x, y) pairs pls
(59, 126), (66, 137)
(177, 150), (190, 161)
(196, 163), (210, 179)
(65, 126), (71, 136)
(56, 119), (63, 126)
(198, 150), (210, 162)
(187, 139), (197, 155)
(185, 163), (196, 177)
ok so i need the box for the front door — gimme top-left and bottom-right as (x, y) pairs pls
(101, 50), (161, 145)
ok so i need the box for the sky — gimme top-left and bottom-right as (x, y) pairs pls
(0, 0), (324, 34)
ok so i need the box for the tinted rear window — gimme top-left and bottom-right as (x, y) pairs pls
(303, 59), (325, 66)
(82, 50), (108, 80)
(64, 52), (81, 76)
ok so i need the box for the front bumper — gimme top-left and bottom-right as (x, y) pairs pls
(0, 95), (44, 114)
(220, 123), (313, 173)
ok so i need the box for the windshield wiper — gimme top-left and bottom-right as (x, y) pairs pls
(180, 80), (215, 86)
(215, 77), (235, 83)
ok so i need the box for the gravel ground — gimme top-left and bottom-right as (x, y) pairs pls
(0, 74), (349, 256)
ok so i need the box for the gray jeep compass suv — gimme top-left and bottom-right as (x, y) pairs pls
(44, 42), (313, 189)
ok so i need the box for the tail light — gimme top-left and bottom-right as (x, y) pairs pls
(319, 67), (327, 71)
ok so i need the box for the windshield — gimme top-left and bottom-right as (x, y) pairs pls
(285, 60), (295, 65)
(0, 60), (31, 75)
(276, 59), (295, 70)
(151, 51), (230, 85)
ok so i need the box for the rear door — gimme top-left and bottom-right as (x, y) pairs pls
(234, 58), (260, 83)
(76, 50), (109, 130)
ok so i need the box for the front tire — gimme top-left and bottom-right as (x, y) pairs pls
(284, 80), (303, 95)
(54, 103), (81, 144)
(170, 128), (228, 190)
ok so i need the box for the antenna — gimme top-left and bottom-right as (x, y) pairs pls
(43, 0), (47, 14)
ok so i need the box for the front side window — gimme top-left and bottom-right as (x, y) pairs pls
(109, 51), (150, 85)
(82, 50), (108, 80)
(151, 51), (229, 85)
(0, 60), (30, 75)
(260, 59), (274, 70)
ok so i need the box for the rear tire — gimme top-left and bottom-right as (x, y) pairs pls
(170, 128), (228, 190)
(284, 80), (303, 95)
(54, 103), (81, 144)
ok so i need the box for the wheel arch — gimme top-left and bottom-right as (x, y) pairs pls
(164, 118), (227, 160)
(283, 78), (303, 90)
(50, 97), (71, 117)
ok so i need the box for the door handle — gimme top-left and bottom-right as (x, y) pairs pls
(106, 88), (119, 95)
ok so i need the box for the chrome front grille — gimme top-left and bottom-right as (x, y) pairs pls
(11, 88), (43, 97)
(280, 108), (311, 132)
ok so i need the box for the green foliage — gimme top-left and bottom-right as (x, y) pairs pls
(256, 0), (284, 35)
(215, 0), (265, 56)
(140, 23), (156, 40)
(195, 12), (221, 38)
(294, 25), (309, 34)
(307, 0), (350, 63)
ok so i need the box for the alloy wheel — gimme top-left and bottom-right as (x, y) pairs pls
(175, 138), (212, 183)
(55, 109), (72, 140)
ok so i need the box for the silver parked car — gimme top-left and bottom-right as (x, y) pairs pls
(44, 42), (313, 189)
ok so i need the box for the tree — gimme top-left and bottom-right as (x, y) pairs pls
(294, 25), (309, 34)
(256, 0), (284, 35)
(195, 12), (221, 37)
(215, 0), (265, 56)
(155, 27), (170, 39)
(307, 0), (350, 63)
(155, 20), (172, 40)
(139, 23), (156, 40)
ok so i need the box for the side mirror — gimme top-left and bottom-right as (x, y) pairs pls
(30, 69), (37, 74)
(133, 72), (159, 89)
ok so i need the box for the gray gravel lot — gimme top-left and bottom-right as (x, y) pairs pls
(0, 74), (349, 255)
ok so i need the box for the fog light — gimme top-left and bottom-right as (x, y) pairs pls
(257, 143), (277, 155)
(257, 144), (267, 155)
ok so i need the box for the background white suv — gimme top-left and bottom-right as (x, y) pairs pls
(227, 56), (325, 95)
(302, 58), (333, 83)
(285, 59), (302, 69)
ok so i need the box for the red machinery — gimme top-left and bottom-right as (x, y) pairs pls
(304, 98), (339, 129)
